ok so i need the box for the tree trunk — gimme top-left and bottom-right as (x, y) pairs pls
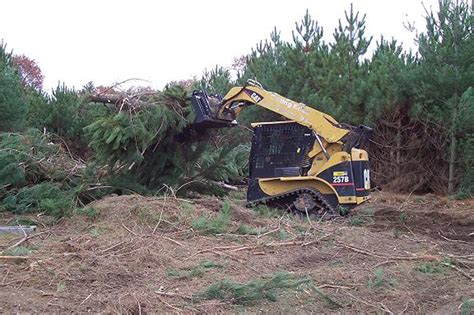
(396, 113), (402, 179)
(448, 108), (457, 194)
(449, 40), (460, 195)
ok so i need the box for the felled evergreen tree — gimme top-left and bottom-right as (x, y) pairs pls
(85, 83), (248, 195)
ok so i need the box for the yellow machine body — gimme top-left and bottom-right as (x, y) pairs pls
(191, 80), (372, 213)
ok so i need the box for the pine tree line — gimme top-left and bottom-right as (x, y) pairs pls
(0, 0), (472, 218)
(216, 0), (472, 196)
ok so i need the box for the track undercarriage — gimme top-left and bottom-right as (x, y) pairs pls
(247, 188), (341, 220)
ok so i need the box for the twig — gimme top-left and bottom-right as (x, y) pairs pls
(266, 240), (308, 247)
(398, 190), (414, 211)
(379, 302), (394, 315)
(305, 206), (314, 228)
(133, 294), (142, 315)
(373, 260), (397, 268)
(121, 223), (138, 236)
(1, 269), (10, 285)
(230, 246), (255, 252)
(0, 277), (30, 286)
(227, 240), (307, 252)
(443, 253), (474, 259)
(153, 194), (167, 234)
(47, 301), (64, 308)
(341, 289), (390, 313)
(154, 291), (193, 300)
(4, 230), (50, 252)
(79, 293), (92, 306)
(100, 240), (127, 254)
(441, 262), (473, 281)
(160, 235), (184, 247)
(210, 180), (238, 191)
(0, 256), (29, 260)
(198, 240), (309, 256)
(399, 301), (410, 314)
(438, 233), (468, 244)
(302, 231), (336, 247)
(318, 284), (354, 289)
(156, 295), (183, 313)
(211, 250), (245, 263)
(258, 225), (281, 239)
(336, 241), (439, 261)
(197, 245), (243, 254)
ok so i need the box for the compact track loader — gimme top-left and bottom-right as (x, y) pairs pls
(191, 80), (372, 216)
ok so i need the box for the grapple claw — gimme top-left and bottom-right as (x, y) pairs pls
(191, 90), (236, 128)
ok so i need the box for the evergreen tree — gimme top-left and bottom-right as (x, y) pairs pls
(323, 4), (373, 123)
(199, 65), (233, 96)
(365, 37), (418, 124)
(285, 10), (327, 104)
(240, 12), (329, 122)
(0, 42), (29, 131)
(456, 87), (474, 197)
(416, 0), (474, 193)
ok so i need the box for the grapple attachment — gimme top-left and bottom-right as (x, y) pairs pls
(191, 90), (237, 128)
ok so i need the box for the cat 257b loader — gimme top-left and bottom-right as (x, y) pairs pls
(191, 80), (372, 217)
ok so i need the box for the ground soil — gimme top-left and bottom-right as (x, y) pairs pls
(0, 191), (472, 313)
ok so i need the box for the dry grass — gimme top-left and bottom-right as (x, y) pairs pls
(0, 192), (472, 313)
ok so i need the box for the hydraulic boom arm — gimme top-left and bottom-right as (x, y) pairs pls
(216, 81), (348, 143)
(191, 80), (372, 151)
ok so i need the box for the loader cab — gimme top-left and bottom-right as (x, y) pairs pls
(249, 122), (315, 179)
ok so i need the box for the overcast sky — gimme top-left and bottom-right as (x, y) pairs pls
(1, 0), (439, 91)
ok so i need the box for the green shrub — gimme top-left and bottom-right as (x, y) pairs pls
(0, 129), (60, 187)
(254, 204), (285, 218)
(278, 229), (289, 240)
(194, 271), (310, 305)
(338, 205), (350, 216)
(399, 211), (408, 224)
(234, 224), (258, 235)
(200, 260), (224, 269)
(310, 285), (343, 309)
(192, 202), (231, 235)
(166, 267), (205, 279)
(1, 182), (74, 217)
(460, 298), (473, 315)
(56, 281), (66, 292)
(350, 215), (365, 226)
(166, 260), (223, 280)
(367, 268), (397, 289)
(74, 207), (101, 219)
(350, 208), (375, 226)
(416, 260), (449, 274)
(3, 246), (31, 256)
(8, 218), (37, 226)
(29, 84), (107, 144)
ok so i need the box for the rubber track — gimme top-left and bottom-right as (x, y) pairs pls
(246, 187), (338, 217)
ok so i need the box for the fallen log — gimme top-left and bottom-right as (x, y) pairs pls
(88, 94), (148, 109)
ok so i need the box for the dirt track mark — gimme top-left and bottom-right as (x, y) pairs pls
(371, 207), (474, 242)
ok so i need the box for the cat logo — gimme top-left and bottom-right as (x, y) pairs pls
(244, 88), (264, 103)
(250, 92), (263, 103)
